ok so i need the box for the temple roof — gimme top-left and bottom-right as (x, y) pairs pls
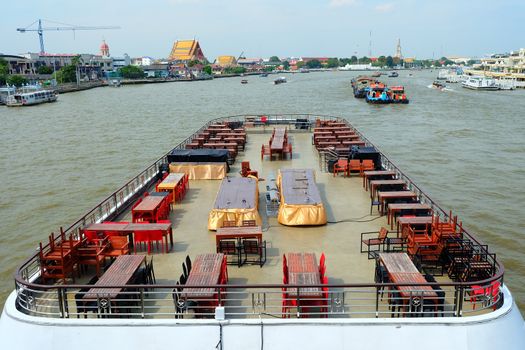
(168, 40), (205, 62)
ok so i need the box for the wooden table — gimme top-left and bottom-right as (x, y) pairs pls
(387, 203), (432, 229)
(286, 253), (321, 296)
(397, 216), (433, 236)
(84, 222), (173, 248)
(377, 191), (418, 215)
(182, 253), (224, 299)
(132, 195), (166, 222)
(362, 170), (397, 190)
(84, 255), (145, 300)
(270, 128), (287, 159)
(379, 253), (437, 313)
(216, 226), (263, 246)
(369, 179), (407, 200)
(157, 173), (186, 203)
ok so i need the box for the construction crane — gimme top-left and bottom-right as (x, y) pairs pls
(17, 19), (120, 54)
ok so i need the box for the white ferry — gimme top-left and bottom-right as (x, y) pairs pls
(462, 76), (500, 91)
(0, 114), (524, 350)
(5, 88), (58, 107)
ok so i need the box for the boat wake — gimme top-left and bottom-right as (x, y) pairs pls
(427, 85), (454, 92)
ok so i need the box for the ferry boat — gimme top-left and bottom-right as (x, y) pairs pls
(274, 77), (287, 85)
(462, 76), (500, 91)
(5, 88), (58, 107)
(1, 114), (524, 350)
(351, 76), (378, 98)
(365, 83), (390, 103)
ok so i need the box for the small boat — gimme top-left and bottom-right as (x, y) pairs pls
(274, 77), (287, 85)
(388, 86), (409, 104)
(260, 73), (269, 77)
(462, 76), (500, 91)
(299, 68), (310, 73)
(241, 79), (248, 84)
(5, 87), (58, 107)
(371, 72), (382, 77)
(388, 72), (399, 78)
(431, 81), (446, 91)
(365, 83), (390, 104)
(109, 79), (121, 87)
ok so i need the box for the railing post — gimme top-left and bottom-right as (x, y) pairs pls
(140, 288), (145, 318)
(375, 286), (380, 318)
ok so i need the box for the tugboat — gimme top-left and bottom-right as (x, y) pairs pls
(389, 86), (409, 104)
(365, 83), (390, 104)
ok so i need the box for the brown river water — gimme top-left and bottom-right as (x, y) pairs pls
(0, 70), (524, 310)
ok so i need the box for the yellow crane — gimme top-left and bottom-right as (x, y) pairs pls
(17, 19), (120, 54)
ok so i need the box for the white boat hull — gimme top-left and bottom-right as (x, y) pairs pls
(1, 286), (524, 350)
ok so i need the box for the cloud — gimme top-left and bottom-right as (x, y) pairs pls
(329, 0), (358, 7)
(375, 3), (394, 12)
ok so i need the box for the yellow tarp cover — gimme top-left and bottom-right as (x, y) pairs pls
(277, 169), (327, 226)
(169, 162), (227, 180)
(208, 177), (261, 230)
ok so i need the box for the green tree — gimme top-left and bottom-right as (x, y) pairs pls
(55, 65), (77, 83)
(296, 61), (305, 69)
(224, 66), (246, 74)
(282, 61), (290, 70)
(0, 58), (8, 85)
(359, 56), (371, 64)
(37, 65), (54, 74)
(305, 59), (322, 69)
(119, 65), (144, 79)
(326, 58), (339, 68)
(203, 65), (212, 75)
(350, 56), (358, 63)
(386, 56), (394, 67)
(6, 75), (28, 87)
(269, 56), (281, 63)
(188, 60), (201, 67)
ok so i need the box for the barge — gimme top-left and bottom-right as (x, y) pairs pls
(1, 114), (524, 350)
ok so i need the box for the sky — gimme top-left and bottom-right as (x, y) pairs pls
(1, 0), (524, 60)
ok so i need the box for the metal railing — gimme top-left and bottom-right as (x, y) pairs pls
(13, 114), (504, 320)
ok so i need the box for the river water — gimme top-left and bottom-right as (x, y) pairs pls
(1, 71), (524, 310)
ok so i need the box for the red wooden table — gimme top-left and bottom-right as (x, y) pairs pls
(132, 195), (166, 222)
(286, 253), (321, 296)
(397, 216), (433, 236)
(182, 253), (225, 300)
(377, 191), (417, 215)
(84, 222), (173, 248)
(362, 170), (397, 190)
(387, 203), (432, 229)
(270, 128), (287, 159)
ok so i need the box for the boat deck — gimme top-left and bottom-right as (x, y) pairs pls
(15, 118), (503, 320)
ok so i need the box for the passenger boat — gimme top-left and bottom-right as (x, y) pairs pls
(351, 75), (378, 98)
(274, 77), (287, 84)
(5, 87), (58, 107)
(365, 83), (390, 103)
(388, 86), (409, 104)
(1, 114), (524, 350)
(462, 76), (500, 91)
